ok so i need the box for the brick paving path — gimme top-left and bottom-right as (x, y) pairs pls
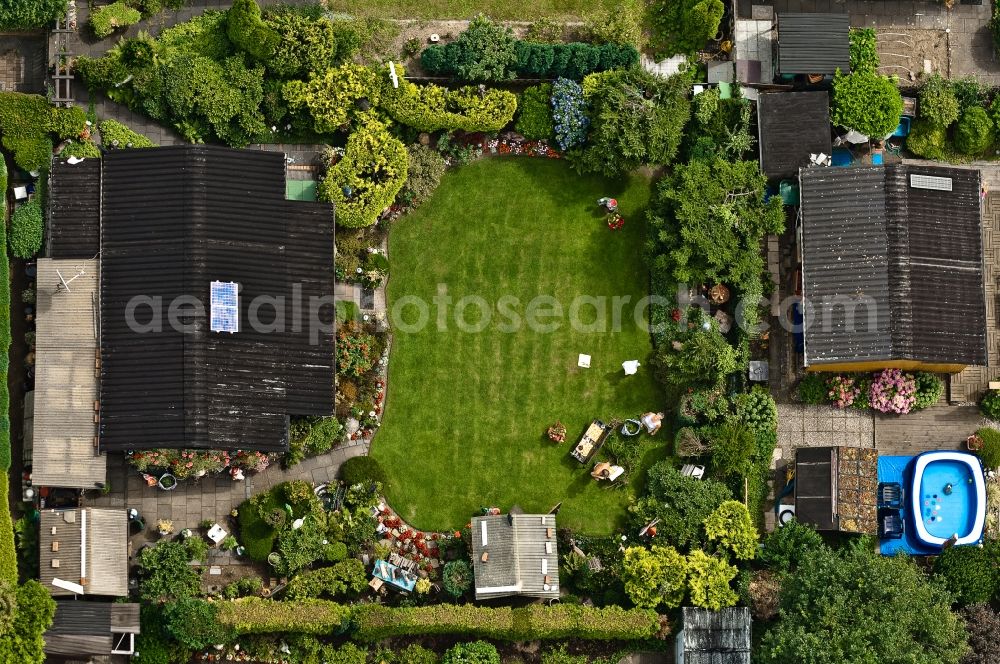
(86, 442), (368, 554)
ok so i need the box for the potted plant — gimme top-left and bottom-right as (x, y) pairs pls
(547, 421), (567, 443)
(968, 434), (984, 451)
(158, 473), (177, 490)
(157, 519), (174, 536)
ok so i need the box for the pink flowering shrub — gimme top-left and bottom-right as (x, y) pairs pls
(869, 369), (917, 414)
(826, 375), (860, 408)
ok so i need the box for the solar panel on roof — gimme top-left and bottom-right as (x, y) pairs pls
(210, 281), (239, 333)
(910, 174), (953, 191)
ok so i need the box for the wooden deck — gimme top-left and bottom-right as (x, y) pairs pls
(872, 405), (983, 456)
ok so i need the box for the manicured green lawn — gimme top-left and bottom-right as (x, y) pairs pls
(327, 0), (616, 20)
(372, 159), (667, 535)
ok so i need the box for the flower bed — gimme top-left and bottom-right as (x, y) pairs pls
(128, 448), (272, 481)
(800, 369), (939, 415)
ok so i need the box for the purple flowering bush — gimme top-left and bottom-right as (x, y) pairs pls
(868, 369), (917, 414)
(551, 78), (588, 151)
(826, 375), (860, 409)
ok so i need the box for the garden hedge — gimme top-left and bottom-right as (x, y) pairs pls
(99, 119), (156, 149)
(217, 598), (354, 635)
(352, 603), (665, 641)
(9, 199), (43, 259)
(380, 66), (517, 134)
(318, 116), (408, 228)
(0, 0), (67, 30)
(0, 474), (16, 583)
(0, 155), (10, 473)
(89, 1), (141, 39)
(421, 39), (638, 81)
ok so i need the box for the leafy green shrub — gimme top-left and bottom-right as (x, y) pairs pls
(51, 105), (87, 138)
(582, 0), (644, 47)
(525, 18), (564, 43)
(442, 560), (473, 598)
(831, 70), (903, 138)
(648, 0), (724, 57)
(704, 500), (758, 560)
(227, 0), (279, 61)
(99, 119), (156, 148)
(629, 461), (732, 550)
(421, 15), (517, 81)
(136, 540), (202, 601)
(906, 118), (948, 160)
(706, 420), (756, 478)
(339, 455), (387, 487)
(59, 139), (102, 159)
(401, 144), (446, 209)
(653, 320), (737, 390)
(933, 542), (1000, 605)
(0, 157), (9, 476)
(677, 388), (729, 425)
(321, 643), (369, 664)
(90, 1), (141, 39)
(516, 83), (554, 140)
(442, 642), (499, 664)
(981, 390), (1000, 419)
(318, 116), (408, 228)
(759, 519), (824, 572)
(912, 372), (944, 410)
(0, 92), (60, 171)
(674, 426), (707, 457)
(265, 10), (342, 78)
(1, 580), (56, 662)
(283, 64), (380, 134)
(962, 603), (1000, 664)
(222, 576), (264, 599)
(380, 66), (517, 134)
(977, 427), (1000, 470)
(798, 373), (827, 405)
(686, 549), (738, 610)
(733, 385), (777, 436)
(952, 76), (989, 111)
(621, 544), (687, 609)
(0, 0), (66, 30)
(849, 28), (879, 74)
(574, 67), (691, 176)
(10, 200), (43, 259)
(285, 559), (368, 600)
(955, 106), (994, 155)
(164, 598), (233, 650)
(919, 74), (960, 128)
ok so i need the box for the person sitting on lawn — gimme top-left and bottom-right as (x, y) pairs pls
(641, 412), (664, 435)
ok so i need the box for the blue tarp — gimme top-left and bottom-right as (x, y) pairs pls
(878, 455), (940, 556)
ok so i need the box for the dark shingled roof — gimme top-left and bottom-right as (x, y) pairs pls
(680, 607), (751, 664)
(758, 92), (832, 180)
(777, 14), (850, 75)
(44, 602), (140, 658)
(799, 164), (987, 367)
(99, 145), (335, 452)
(48, 157), (101, 258)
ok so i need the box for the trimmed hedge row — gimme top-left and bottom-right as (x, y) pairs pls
(9, 198), (43, 259)
(0, 93), (85, 171)
(421, 40), (638, 81)
(217, 598), (353, 635)
(217, 600), (664, 642)
(99, 119), (157, 149)
(0, 154), (9, 472)
(0, 472), (14, 584)
(351, 603), (665, 642)
(317, 116), (408, 228)
(380, 67), (517, 134)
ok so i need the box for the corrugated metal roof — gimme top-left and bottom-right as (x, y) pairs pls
(32, 258), (105, 489)
(98, 145), (335, 452)
(681, 607), (751, 664)
(799, 164), (987, 367)
(777, 14), (850, 75)
(758, 92), (832, 180)
(44, 602), (140, 657)
(471, 514), (559, 600)
(48, 158), (101, 258)
(39, 508), (128, 597)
